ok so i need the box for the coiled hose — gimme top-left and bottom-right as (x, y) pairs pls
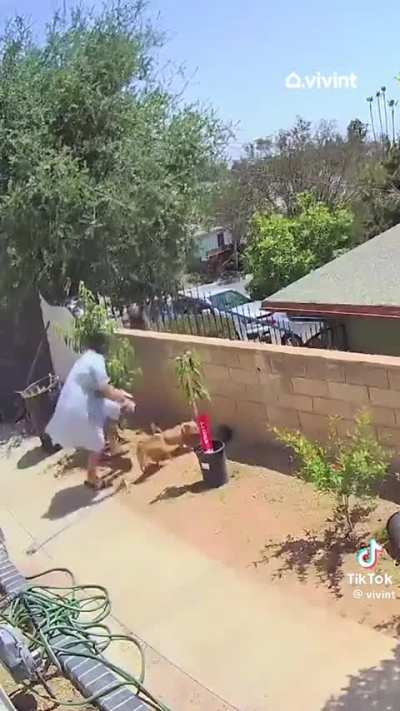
(0, 567), (170, 711)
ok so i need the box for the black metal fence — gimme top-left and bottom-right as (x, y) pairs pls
(117, 289), (348, 351)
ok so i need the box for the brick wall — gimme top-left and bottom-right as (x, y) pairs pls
(122, 329), (400, 448)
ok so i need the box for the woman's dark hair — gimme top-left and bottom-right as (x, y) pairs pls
(85, 331), (110, 355)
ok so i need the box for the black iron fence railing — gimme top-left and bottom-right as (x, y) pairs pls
(114, 291), (348, 351)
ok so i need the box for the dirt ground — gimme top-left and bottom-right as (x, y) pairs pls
(0, 666), (94, 711)
(52, 428), (400, 638)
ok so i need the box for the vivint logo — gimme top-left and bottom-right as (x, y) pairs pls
(285, 71), (357, 90)
(356, 539), (384, 569)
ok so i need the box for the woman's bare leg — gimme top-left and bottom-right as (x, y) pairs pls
(105, 419), (120, 455)
(87, 452), (101, 486)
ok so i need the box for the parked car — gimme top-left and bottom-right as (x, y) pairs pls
(174, 281), (324, 344)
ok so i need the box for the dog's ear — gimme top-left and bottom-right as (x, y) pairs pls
(181, 423), (190, 436)
(181, 422), (199, 437)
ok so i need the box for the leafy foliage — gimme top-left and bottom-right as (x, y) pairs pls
(107, 338), (140, 391)
(245, 192), (354, 298)
(65, 282), (140, 391)
(65, 283), (114, 353)
(359, 145), (400, 240)
(0, 3), (226, 304)
(214, 117), (370, 243)
(274, 411), (390, 531)
(175, 350), (210, 417)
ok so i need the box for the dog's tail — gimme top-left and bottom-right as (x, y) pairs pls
(216, 424), (234, 445)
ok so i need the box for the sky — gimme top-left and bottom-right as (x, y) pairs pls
(1, 0), (399, 156)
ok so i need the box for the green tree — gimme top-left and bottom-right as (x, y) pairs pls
(245, 193), (354, 298)
(347, 118), (368, 143)
(214, 117), (369, 245)
(0, 3), (226, 306)
(359, 145), (400, 239)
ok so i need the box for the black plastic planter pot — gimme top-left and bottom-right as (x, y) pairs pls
(195, 439), (228, 488)
(19, 374), (61, 453)
(387, 511), (400, 561)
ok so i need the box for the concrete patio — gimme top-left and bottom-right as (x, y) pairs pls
(1, 429), (400, 711)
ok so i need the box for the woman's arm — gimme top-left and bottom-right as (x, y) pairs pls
(91, 354), (134, 406)
(97, 383), (128, 403)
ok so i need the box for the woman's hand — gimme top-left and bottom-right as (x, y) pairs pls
(122, 398), (136, 414)
(98, 384), (130, 404)
(97, 384), (135, 410)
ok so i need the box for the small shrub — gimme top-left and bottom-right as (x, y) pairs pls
(107, 338), (141, 391)
(274, 411), (390, 531)
(372, 525), (389, 546)
(175, 350), (210, 418)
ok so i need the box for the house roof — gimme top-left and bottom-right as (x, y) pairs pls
(262, 222), (400, 319)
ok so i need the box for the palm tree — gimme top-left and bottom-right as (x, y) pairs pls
(367, 97), (377, 142)
(376, 91), (384, 140)
(381, 86), (389, 139)
(388, 99), (398, 144)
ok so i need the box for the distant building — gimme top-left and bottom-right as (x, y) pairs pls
(194, 226), (233, 262)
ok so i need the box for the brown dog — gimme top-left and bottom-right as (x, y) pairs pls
(136, 421), (199, 473)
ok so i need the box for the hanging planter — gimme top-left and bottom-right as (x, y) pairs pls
(17, 374), (61, 452)
(175, 350), (228, 488)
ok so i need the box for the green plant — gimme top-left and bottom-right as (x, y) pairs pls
(274, 411), (390, 531)
(107, 338), (140, 391)
(245, 192), (354, 299)
(372, 525), (389, 546)
(175, 350), (210, 418)
(0, 3), (227, 306)
(65, 282), (114, 353)
(64, 282), (139, 391)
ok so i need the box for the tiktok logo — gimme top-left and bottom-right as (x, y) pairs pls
(356, 539), (384, 569)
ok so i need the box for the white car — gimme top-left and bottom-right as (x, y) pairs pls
(182, 280), (324, 345)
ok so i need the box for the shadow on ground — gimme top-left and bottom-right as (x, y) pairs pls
(322, 644), (400, 710)
(17, 446), (52, 469)
(228, 439), (400, 510)
(254, 506), (372, 598)
(150, 480), (207, 504)
(42, 483), (101, 520)
(227, 438), (293, 475)
(375, 615), (400, 637)
(43, 454), (132, 519)
(133, 463), (162, 485)
(9, 691), (39, 711)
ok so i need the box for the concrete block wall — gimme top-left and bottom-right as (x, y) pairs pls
(121, 329), (400, 448)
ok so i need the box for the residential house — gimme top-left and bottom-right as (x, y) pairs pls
(194, 226), (233, 262)
(262, 223), (400, 356)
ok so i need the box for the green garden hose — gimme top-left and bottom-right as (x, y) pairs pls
(0, 568), (170, 711)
